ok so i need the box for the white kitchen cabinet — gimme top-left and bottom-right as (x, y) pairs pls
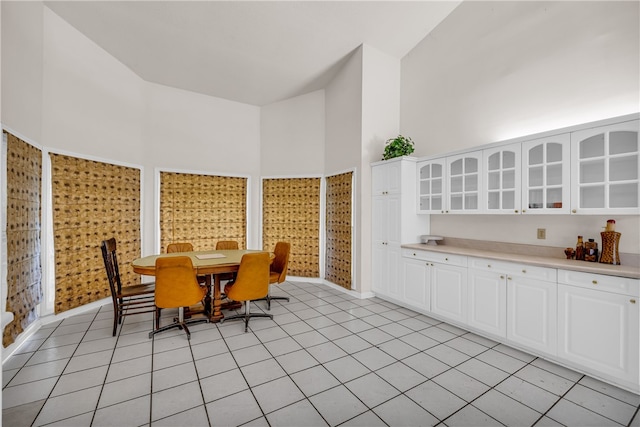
(402, 250), (467, 314)
(468, 257), (557, 354)
(570, 119), (639, 214)
(372, 158), (402, 196)
(557, 270), (639, 392)
(371, 158), (429, 299)
(467, 268), (507, 338)
(483, 144), (521, 214)
(431, 263), (468, 325)
(401, 257), (430, 312)
(522, 134), (571, 214)
(507, 276), (557, 356)
(447, 151), (483, 213)
(417, 158), (447, 214)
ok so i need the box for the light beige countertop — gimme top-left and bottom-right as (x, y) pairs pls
(402, 238), (640, 279)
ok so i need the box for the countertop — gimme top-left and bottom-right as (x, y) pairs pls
(402, 242), (640, 279)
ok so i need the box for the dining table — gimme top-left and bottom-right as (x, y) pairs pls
(132, 249), (270, 322)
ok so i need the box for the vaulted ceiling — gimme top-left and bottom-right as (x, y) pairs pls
(45, 1), (461, 106)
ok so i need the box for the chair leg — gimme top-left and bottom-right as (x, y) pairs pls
(255, 287), (290, 311)
(149, 307), (209, 339)
(221, 301), (273, 332)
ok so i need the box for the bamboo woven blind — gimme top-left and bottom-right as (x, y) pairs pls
(325, 172), (352, 289)
(262, 178), (320, 277)
(159, 172), (247, 252)
(3, 132), (42, 347)
(50, 154), (141, 313)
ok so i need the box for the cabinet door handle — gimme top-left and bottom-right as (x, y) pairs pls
(522, 269), (526, 274)
(500, 275), (505, 279)
(514, 210), (519, 213)
(507, 276), (512, 280)
(445, 257), (449, 261)
(631, 299), (637, 304)
(523, 209), (526, 213)
(592, 280), (598, 285)
(487, 264), (491, 268)
(572, 209), (577, 213)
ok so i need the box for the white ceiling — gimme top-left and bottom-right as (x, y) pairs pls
(44, 1), (461, 106)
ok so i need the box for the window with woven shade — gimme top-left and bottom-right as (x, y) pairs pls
(325, 172), (353, 289)
(262, 177), (320, 278)
(159, 172), (247, 252)
(50, 153), (142, 314)
(3, 132), (42, 347)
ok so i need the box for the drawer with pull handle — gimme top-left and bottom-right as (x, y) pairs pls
(558, 269), (639, 297)
(401, 249), (467, 267)
(468, 257), (557, 282)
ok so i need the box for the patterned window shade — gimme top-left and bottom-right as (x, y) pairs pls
(3, 132), (42, 347)
(325, 172), (352, 289)
(159, 172), (247, 252)
(262, 178), (320, 278)
(50, 154), (141, 314)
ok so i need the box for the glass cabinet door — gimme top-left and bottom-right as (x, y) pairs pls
(571, 120), (639, 214)
(417, 158), (446, 213)
(522, 134), (570, 214)
(483, 144), (521, 214)
(447, 151), (482, 213)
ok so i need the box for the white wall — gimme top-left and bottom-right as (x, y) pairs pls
(359, 45), (403, 293)
(143, 81), (261, 250)
(41, 7), (144, 161)
(1, 1), (44, 142)
(325, 47), (364, 290)
(401, 1), (639, 156)
(260, 90), (325, 176)
(401, 1), (640, 255)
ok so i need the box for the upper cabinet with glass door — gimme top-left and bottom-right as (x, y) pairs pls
(483, 145), (521, 214)
(571, 120), (639, 214)
(417, 158), (447, 214)
(522, 134), (571, 214)
(447, 151), (483, 213)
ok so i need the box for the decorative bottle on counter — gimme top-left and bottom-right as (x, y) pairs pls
(575, 235), (585, 261)
(600, 231), (621, 265)
(584, 239), (598, 262)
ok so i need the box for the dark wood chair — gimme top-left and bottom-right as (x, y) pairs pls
(101, 238), (158, 336)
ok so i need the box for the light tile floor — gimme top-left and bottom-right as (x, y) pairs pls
(3, 281), (640, 426)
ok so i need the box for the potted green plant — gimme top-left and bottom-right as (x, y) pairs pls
(382, 135), (415, 160)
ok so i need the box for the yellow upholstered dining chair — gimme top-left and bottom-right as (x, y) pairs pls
(216, 240), (239, 250)
(167, 242), (194, 253)
(149, 256), (209, 340)
(256, 241), (290, 310)
(101, 238), (158, 336)
(216, 240), (239, 286)
(222, 252), (273, 332)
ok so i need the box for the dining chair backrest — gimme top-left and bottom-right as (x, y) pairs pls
(216, 240), (239, 250)
(154, 256), (205, 309)
(101, 237), (157, 336)
(270, 241), (290, 284)
(101, 237), (122, 296)
(226, 252), (271, 301)
(167, 242), (194, 253)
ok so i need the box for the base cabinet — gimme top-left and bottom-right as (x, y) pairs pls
(431, 264), (468, 324)
(507, 277), (557, 356)
(558, 283), (639, 391)
(401, 258), (430, 312)
(467, 269), (507, 338)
